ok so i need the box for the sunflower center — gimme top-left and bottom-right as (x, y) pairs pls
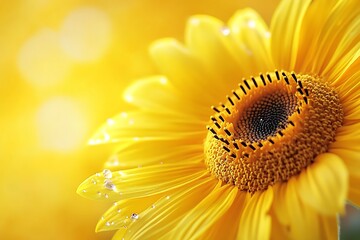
(204, 71), (343, 193)
(236, 91), (297, 142)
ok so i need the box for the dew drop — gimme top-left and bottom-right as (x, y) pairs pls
(104, 179), (116, 191)
(131, 213), (139, 220)
(248, 20), (256, 28)
(103, 169), (112, 179)
(265, 31), (271, 38)
(220, 26), (230, 36)
(103, 132), (110, 141)
(91, 178), (97, 184)
(159, 77), (167, 85)
(107, 118), (115, 125)
(105, 221), (111, 226)
(82, 189), (87, 193)
(151, 204), (156, 209)
(107, 155), (120, 167)
(104, 193), (109, 199)
(166, 196), (170, 200)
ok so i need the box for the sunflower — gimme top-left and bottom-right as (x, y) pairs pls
(78, 0), (360, 239)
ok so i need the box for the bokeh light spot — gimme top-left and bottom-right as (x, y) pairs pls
(60, 7), (112, 62)
(36, 97), (88, 152)
(17, 29), (71, 88)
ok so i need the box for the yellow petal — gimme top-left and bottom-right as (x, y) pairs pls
(202, 191), (247, 239)
(88, 110), (205, 145)
(96, 195), (160, 232)
(334, 123), (360, 142)
(172, 184), (238, 239)
(269, 210), (290, 240)
(228, 8), (274, 74)
(77, 165), (207, 200)
(122, 75), (204, 117)
(184, 15), (251, 99)
(331, 126), (360, 152)
(149, 38), (223, 107)
(330, 149), (360, 178)
(273, 179), (320, 240)
(319, 215), (338, 240)
(270, 0), (312, 69)
(111, 228), (127, 240)
(105, 139), (203, 170)
(310, 0), (360, 78)
(296, 153), (348, 215)
(272, 183), (290, 226)
(334, 59), (360, 106)
(238, 187), (273, 240)
(348, 185), (360, 206)
(294, 0), (338, 72)
(123, 177), (218, 239)
(330, 148), (360, 207)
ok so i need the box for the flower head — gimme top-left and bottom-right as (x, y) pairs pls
(78, 0), (360, 239)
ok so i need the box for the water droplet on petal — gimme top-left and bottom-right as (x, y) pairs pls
(166, 196), (170, 200)
(220, 26), (230, 36)
(248, 20), (256, 28)
(104, 179), (116, 191)
(104, 193), (109, 199)
(107, 118), (115, 125)
(103, 169), (112, 179)
(107, 155), (120, 167)
(159, 77), (167, 85)
(131, 213), (139, 220)
(103, 132), (110, 141)
(105, 221), (111, 226)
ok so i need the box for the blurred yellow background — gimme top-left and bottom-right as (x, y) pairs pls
(1, 0), (358, 240)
